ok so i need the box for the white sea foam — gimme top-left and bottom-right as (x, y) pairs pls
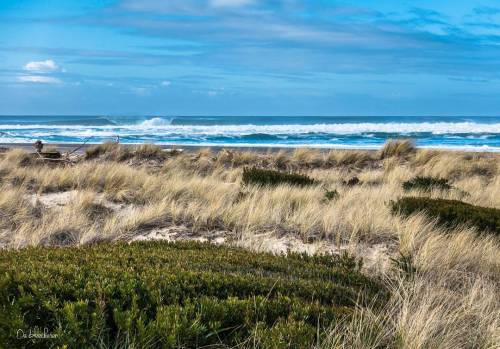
(138, 117), (173, 127)
(1, 118), (498, 151)
(1, 121), (499, 135)
(0, 137), (497, 152)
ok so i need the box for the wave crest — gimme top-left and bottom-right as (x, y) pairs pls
(138, 117), (173, 127)
(1, 121), (499, 134)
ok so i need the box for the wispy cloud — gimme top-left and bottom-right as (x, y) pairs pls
(6, 3), (500, 81)
(18, 75), (62, 84)
(18, 59), (65, 84)
(23, 59), (60, 73)
(2, 1), (500, 115)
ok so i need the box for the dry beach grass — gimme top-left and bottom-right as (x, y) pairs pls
(0, 141), (499, 348)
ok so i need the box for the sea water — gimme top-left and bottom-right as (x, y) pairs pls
(0, 115), (499, 151)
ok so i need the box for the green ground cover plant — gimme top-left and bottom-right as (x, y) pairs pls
(391, 197), (500, 235)
(242, 167), (316, 187)
(324, 189), (339, 201)
(402, 176), (452, 191)
(0, 241), (384, 348)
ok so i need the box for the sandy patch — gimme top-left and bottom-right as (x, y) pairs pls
(237, 233), (340, 255)
(28, 190), (123, 211)
(353, 242), (393, 274)
(23, 190), (395, 273)
(29, 190), (78, 209)
(237, 233), (394, 274)
(131, 225), (228, 244)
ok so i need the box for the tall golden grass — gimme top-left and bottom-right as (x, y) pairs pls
(0, 141), (498, 347)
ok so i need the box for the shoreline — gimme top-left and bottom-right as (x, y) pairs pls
(0, 142), (499, 154)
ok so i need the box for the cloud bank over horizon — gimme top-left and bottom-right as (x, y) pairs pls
(0, 0), (500, 116)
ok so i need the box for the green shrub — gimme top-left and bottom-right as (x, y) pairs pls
(325, 189), (339, 201)
(391, 197), (500, 235)
(402, 176), (451, 191)
(242, 167), (316, 187)
(0, 241), (385, 348)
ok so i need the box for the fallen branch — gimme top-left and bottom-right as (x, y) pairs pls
(65, 137), (92, 157)
(35, 157), (73, 163)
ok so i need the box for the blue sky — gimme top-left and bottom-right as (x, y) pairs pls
(1, 0), (500, 116)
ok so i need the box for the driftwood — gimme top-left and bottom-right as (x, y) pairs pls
(65, 137), (91, 157)
(34, 150), (74, 164)
(32, 139), (86, 165)
(39, 151), (62, 159)
(35, 157), (70, 162)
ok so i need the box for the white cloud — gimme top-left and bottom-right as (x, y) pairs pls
(23, 59), (59, 73)
(210, 0), (254, 8)
(161, 80), (171, 86)
(18, 75), (62, 84)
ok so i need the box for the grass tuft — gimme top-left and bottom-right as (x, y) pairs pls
(379, 139), (416, 159)
(84, 142), (132, 161)
(134, 143), (168, 160)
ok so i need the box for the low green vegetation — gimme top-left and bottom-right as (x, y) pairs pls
(402, 176), (452, 191)
(0, 241), (384, 348)
(242, 167), (316, 187)
(391, 197), (500, 235)
(325, 189), (339, 201)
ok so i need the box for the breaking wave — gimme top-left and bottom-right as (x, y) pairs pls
(0, 116), (499, 151)
(0, 121), (499, 134)
(138, 117), (173, 127)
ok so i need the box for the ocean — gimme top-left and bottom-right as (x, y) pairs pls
(0, 115), (499, 151)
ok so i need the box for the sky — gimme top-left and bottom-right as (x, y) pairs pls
(1, 0), (500, 116)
